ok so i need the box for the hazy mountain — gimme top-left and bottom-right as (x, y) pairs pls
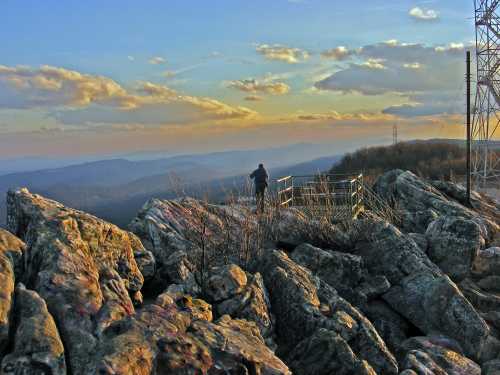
(0, 143), (342, 227)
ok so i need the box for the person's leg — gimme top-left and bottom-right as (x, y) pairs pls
(256, 185), (265, 213)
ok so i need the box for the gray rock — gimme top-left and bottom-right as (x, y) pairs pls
(290, 243), (390, 308)
(364, 300), (411, 353)
(0, 229), (25, 278)
(129, 198), (260, 286)
(483, 359), (500, 375)
(426, 216), (482, 281)
(287, 328), (377, 375)
(6, 188), (146, 375)
(408, 233), (428, 253)
(1, 284), (66, 375)
(216, 272), (275, 345)
(89, 292), (290, 375)
(459, 278), (500, 314)
(401, 350), (448, 375)
(0, 253), (14, 355)
(472, 247), (500, 278)
(373, 170), (498, 239)
(206, 264), (247, 302)
(0, 229), (25, 355)
(260, 250), (398, 375)
(350, 216), (490, 361)
(163, 250), (200, 295)
(400, 336), (480, 375)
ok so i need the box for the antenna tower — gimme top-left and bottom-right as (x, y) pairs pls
(473, 0), (500, 186)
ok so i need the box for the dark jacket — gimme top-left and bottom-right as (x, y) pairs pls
(250, 167), (269, 187)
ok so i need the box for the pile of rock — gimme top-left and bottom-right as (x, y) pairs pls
(0, 169), (498, 374)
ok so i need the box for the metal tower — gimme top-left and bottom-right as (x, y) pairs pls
(473, 0), (500, 186)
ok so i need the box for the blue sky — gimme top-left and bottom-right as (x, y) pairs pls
(0, 0), (478, 158)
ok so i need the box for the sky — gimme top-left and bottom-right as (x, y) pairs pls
(0, 0), (480, 159)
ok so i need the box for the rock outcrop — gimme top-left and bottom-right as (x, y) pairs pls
(0, 170), (498, 374)
(6, 188), (148, 375)
(89, 290), (290, 374)
(0, 229), (24, 355)
(349, 216), (491, 361)
(1, 284), (66, 375)
(373, 170), (498, 241)
(260, 249), (398, 375)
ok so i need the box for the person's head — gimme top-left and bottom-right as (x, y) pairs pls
(258, 163), (264, 168)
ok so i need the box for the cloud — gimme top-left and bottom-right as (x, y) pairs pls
(314, 40), (465, 116)
(163, 71), (176, 78)
(409, 7), (439, 21)
(403, 62), (422, 69)
(321, 46), (354, 61)
(0, 65), (257, 126)
(255, 44), (310, 63)
(0, 65), (140, 109)
(227, 78), (290, 95)
(361, 58), (386, 70)
(148, 56), (166, 65)
(315, 40), (464, 95)
(127, 56), (135, 61)
(244, 95), (263, 101)
(294, 111), (394, 122)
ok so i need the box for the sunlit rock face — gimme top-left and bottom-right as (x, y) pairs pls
(0, 170), (498, 375)
(5, 188), (148, 375)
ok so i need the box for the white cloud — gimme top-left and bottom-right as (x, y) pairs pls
(148, 56), (166, 65)
(0, 65), (257, 125)
(127, 56), (135, 61)
(409, 7), (439, 21)
(321, 46), (353, 60)
(227, 78), (290, 95)
(403, 62), (422, 69)
(255, 44), (310, 63)
(314, 40), (464, 116)
(361, 58), (386, 70)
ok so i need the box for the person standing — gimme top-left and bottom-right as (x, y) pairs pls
(250, 163), (269, 213)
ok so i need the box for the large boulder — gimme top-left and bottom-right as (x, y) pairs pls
(287, 328), (377, 375)
(260, 250), (398, 375)
(0, 254), (14, 356)
(0, 229), (23, 355)
(363, 300), (411, 353)
(290, 243), (390, 307)
(373, 170), (498, 239)
(215, 269), (275, 347)
(129, 198), (260, 289)
(349, 216), (490, 361)
(206, 264), (247, 302)
(89, 290), (290, 375)
(1, 284), (66, 375)
(0, 228), (25, 277)
(425, 216), (483, 281)
(6, 188), (148, 375)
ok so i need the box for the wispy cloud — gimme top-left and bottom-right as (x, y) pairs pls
(244, 95), (263, 101)
(255, 44), (310, 63)
(409, 7), (439, 21)
(148, 56), (166, 65)
(127, 55), (135, 61)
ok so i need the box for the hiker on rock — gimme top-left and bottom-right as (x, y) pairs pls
(250, 163), (269, 213)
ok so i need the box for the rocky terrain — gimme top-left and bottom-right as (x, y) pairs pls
(0, 169), (499, 374)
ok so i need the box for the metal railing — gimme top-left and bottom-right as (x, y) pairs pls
(276, 173), (365, 220)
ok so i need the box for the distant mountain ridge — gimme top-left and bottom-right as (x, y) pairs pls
(0, 143), (341, 227)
